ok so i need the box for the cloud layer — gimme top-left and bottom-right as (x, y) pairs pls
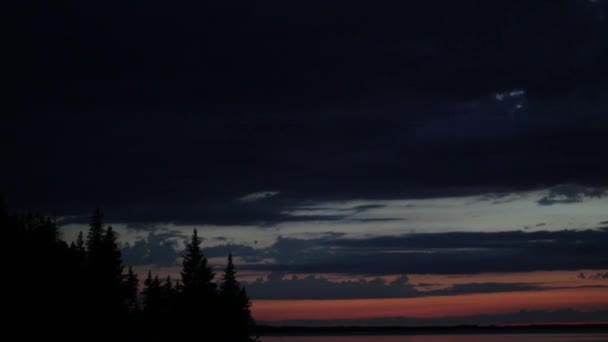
(121, 228), (608, 277)
(3, 1), (608, 223)
(239, 229), (608, 275)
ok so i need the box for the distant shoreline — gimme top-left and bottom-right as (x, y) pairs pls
(256, 324), (608, 336)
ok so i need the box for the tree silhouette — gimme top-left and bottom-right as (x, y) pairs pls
(125, 266), (139, 313)
(86, 208), (104, 255)
(159, 276), (178, 318)
(143, 271), (162, 318)
(75, 231), (85, 253)
(4, 201), (258, 340)
(102, 226), (125, 284)
(181, 229), (215, 291)
(220, 252), (240, 295)
(219, 253), (255, 341)
(180, 229), (218, 333)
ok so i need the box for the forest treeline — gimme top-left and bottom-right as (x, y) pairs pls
(3, 201), (256, 341)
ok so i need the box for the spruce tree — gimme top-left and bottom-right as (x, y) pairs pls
(220, 252), (240, 296)
(97, 225), (127, 316)
(162, 275), (175, 300)
(84, 208), (109, 321)
(75, 231), (85, 253)
(102, 226), (125, 286)
(219, 253), (254, 341)
(181, 229), (215, 293)
(71, 231), (86, 263)
(179, 229), (217, 333)
(124, 266), (139, 312)
(86, 208), (104, 255)
(143, 271), (162, 317)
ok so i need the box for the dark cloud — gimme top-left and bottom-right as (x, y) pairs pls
(6, 1), (607, 108)
(245, 273), (548, 300)
(247, 274), (416, 300)
(537, 184), (608, 206)
(3, 1), (608, 223)
(58, 198), (352, 227)
(122, 232), (183, 267)
(579, 271), (608, 280)
(350, 204), (387, 212)
(124, 229), (608, 275)
(201, 244), (267, 264)
(348, 218), (404, 223)
(56, 199), (400, 227)
(242, 229), (608, 275)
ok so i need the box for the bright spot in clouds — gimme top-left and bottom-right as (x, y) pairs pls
(239, 191), (280, 203)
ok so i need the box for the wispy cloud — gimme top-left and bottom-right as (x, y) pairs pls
(238, 191), (280, 203)
(537, 184), (607, 206)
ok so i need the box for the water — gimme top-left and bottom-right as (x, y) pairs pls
(263, 334), (608, 342)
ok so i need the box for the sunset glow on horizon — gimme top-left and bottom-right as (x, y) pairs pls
(253, 288), (608, 322)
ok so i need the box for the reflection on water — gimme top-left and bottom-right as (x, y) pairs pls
(263, 334), (608, 342)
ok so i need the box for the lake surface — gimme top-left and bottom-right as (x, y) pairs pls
(263, 334), (608, 342)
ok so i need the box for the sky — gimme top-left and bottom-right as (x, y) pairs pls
(3, 0), (608, 325)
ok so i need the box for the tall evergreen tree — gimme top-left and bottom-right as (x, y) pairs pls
(179, 229), (217, 333)
(124, 266), (139, 312)
(160, 276), (177, 316)
(143, 271), (162, 317)
(181, 229), (215, 293)
(75, 231), (85, 253)
(71, 231), (86, 262)
(219, 253), (254, 341)
(93, 225), (128, 316)
(101, 226), (125, 286)
(220, 252), (240, 296)
(162, 276), (174, 292)
(86, 208), (104, 255)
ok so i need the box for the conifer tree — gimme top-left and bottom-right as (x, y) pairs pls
(124, 266), (139, 312)
(219, 253), (254, 341)
(162, 276), (173, 292)
(181, 229), (215, 293)
(75, 231), (85, 253)
(143, 271), (162, 316)
(94, 225), (127, 316)
(179, 229), (217, 333)
(101, 226), (124, 286)
(86, 208), (104, 255)
(220, 252), (240, 296)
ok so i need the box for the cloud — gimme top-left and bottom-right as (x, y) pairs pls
(3, 1), (608, 222)
(537, 184), (607, 206)
(245, 273), (546, 300)
(240, 229), (608, 275)
(350, 204), (387, 212)
(57, 199), (352, 227)
(120, 228), (608, 273)
(201, 244), (269, 263)
(122, 232), (183, 267)
(579, 271), (608, 280)
(348, 218), (404, 223)
(113, 215), (608, 277)
(238, 191), (280, 203)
